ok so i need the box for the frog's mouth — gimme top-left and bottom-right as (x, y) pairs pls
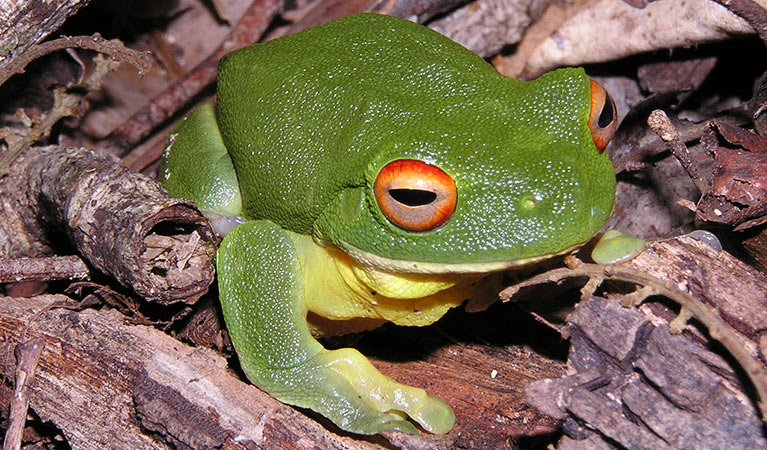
(342, 241), (582, 275)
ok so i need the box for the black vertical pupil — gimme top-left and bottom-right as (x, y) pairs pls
(598, 96), (615, 128)
(388, 189), (436, 206)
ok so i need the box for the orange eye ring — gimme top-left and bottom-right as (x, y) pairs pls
(588, 79), (618, 151)
(373, 159), (457, 232)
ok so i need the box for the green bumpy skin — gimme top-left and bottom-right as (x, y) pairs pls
(159, 13), (616, 435)
(216, 16), (614, 264)
(160, 102), (242, 216)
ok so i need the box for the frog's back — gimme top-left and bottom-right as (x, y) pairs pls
(216, 13), (503, 233)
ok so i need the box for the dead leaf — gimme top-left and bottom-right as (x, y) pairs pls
(501, 0), (760, 78)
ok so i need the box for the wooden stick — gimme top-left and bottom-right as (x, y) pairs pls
(100, 0), (282, 156)
(0, 256), (89, 283)
(3, 338), (45, 450)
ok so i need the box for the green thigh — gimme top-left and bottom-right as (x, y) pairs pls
(217, 220), (454, 434)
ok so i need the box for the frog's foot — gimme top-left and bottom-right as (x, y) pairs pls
(275, 348), (455, 434)
(591, 229), (648, 264)
(217, 220), (454, 435)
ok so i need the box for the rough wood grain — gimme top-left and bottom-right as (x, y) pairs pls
(0, 294), (564, 449)
(0, 295), (386, 450)
(527, 296), (767, 449)
(629, 235), (767, 338)
(0, 0), (90, 59)
(516, 235), (767, 448)
(0, 146), (216, 304)
(0, 256), (89, 283)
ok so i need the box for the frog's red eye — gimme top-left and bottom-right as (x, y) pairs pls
(373, 160), (457, 231)
(588, 79), (618, 151)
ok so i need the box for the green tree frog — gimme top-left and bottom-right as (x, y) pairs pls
(159, 13), (618, 435)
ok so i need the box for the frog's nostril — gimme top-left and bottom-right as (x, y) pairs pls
(519, 193), (537, 210)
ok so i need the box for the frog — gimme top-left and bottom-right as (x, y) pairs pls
(159, 13), (618, 436)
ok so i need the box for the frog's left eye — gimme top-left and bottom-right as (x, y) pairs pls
(373, 160), (457, 231)
(588, 79), (618, 151)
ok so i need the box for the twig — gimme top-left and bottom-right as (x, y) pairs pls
(0, 54), (117, 176)
(0, 256), (90, 283)
(647, 109), (711, 194)
(100, 0), (282, 156)
(500, 262), (767, 422)
(2, 338), (45, 450)
(0, 33), (151, 88)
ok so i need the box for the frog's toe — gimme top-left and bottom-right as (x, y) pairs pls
(413, 395), (455, 434)
(354, 396), (453, 435)
(256, 357), (423, 435)
(367, 415), (419, 435)
(314, 347), (455, 434)
(591, 229), (648, 264)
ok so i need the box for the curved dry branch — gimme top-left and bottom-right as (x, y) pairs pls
(0, 33), (151, 88)
(501, 255), (767, 421)
(0, 256), (89, 283)
(99, 0), (281, 156)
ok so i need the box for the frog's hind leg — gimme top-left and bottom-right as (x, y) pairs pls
(217, 220), (455, 435)
(158, 102), (242, 218)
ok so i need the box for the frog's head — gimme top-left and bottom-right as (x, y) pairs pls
(315, 68), (617, 274)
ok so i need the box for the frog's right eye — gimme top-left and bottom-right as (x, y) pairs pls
(588, 79), (618, 151)
(373, 160), (456, 232)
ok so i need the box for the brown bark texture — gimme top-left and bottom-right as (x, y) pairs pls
(0, 295), (385, 450)
(0, 146), (216, 304)
(521, 236), (767, 448)
(0, 0), (90, 59)
(0, 256), (89, 283)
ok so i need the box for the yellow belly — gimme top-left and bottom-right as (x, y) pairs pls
(289, 232), (491, 331)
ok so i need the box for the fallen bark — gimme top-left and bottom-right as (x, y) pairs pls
(2, 337), (44, 450)
(0, 295), (385, 450)
(623, 234), (767, 340)
(527, 296), (766, 449)
(0, 256), (89, 283)
(505, 235), (767, 448)
(0, 294), (562, 449)
(0, 146), (215, 304)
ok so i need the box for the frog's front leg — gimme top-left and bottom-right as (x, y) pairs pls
(217, 220), (455, 435)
